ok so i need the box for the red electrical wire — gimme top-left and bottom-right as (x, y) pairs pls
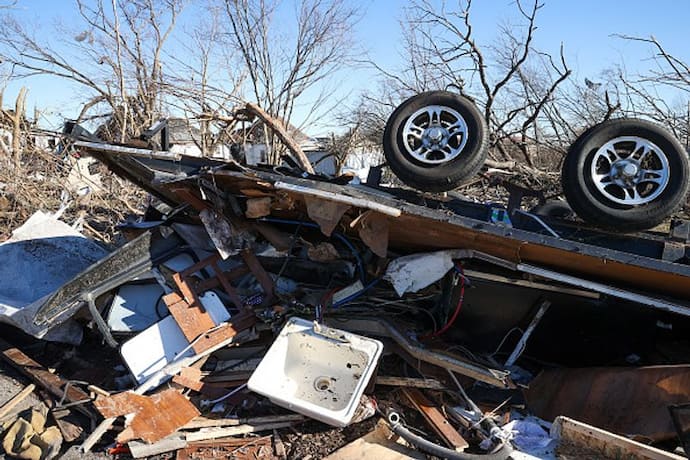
(421, 264), (465, 339)
(321, 287), (341, 306)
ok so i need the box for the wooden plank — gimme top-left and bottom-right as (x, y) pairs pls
(128, 435), (187, 458)
(182, 414), (304, 430)
(179, 254), (244, 309)
(462, 269), (600, 298)
(241, 249), (275, 299)
(185, 421), (296, 442)
(276, 181), (401, 217)
(402, 388), (468, 452)
(191, 311), (256, 353)
(324, 419), (425, 460)
(375, 376), (446, 390)
(185, 436), (272, 448)
(164, 291), (215, 344)
(210, 260), (244, 308)
(0, 338), (93, 419)
(0, 384), (35, 420)
(172, 368), (228, 399)
(130, 422), (297, 457)
(553, 416), (685, 460)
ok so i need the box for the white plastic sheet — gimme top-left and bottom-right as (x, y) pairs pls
(384, 249), (471, 296)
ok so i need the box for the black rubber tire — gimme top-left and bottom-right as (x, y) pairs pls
(562, 118), (690, 231)
(530, 200), (574, 219)
(383, 91), (488, 192)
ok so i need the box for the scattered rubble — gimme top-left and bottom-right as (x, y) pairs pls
(0, 125), (688, 460)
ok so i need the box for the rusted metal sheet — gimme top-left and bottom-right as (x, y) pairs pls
(95, 389), (200, 444)
(525, 366), (690, 441)
(402, 388), (468, 451)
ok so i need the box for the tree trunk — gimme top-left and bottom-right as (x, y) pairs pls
(11, 87), (27, 167)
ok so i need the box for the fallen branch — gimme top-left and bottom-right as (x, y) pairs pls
(243, 103), (315, 174)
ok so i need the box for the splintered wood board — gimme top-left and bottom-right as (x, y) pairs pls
(96, 389), (200, 444)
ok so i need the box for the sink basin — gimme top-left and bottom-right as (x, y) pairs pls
(248, 317), (383, 426)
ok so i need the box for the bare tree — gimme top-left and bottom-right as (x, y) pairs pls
(0, 0), (185, 141)
(221, 0), (358, 163)
(165, 10), (247, 156)
(608, 35), (690, 148)
(346, 0), (573, 174)
(401, 0), (572, 167)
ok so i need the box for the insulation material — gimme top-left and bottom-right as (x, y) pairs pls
(0, 211), (108, 344)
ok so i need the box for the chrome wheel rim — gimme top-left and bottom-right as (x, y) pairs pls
(590, 136), (670, 205)
(401, 104), (469, 164)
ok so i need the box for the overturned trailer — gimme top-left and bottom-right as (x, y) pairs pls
(23, 135), (690, 457)
(52, 139), (690, 301)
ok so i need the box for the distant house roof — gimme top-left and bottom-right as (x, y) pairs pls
(167, 118), (202, 145)
(230, 119), (324, 152)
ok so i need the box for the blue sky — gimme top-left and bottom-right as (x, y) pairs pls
(3, 0), (690, 133)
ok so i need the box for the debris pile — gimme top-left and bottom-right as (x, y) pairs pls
(0, 131), (689, 460)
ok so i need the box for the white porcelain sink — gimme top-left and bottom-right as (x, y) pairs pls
(248, 317), (383, 426)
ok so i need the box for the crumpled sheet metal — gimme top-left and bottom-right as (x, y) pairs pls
(525, 365), (690, 442)
(0, 211), (108, 344)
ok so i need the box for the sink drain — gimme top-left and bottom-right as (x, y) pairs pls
(314, 377), (332, 392)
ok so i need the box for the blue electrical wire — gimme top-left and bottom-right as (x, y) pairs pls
(258, 217), (366, 283)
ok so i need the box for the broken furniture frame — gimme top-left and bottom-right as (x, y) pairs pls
(171, 249), (275, 311)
